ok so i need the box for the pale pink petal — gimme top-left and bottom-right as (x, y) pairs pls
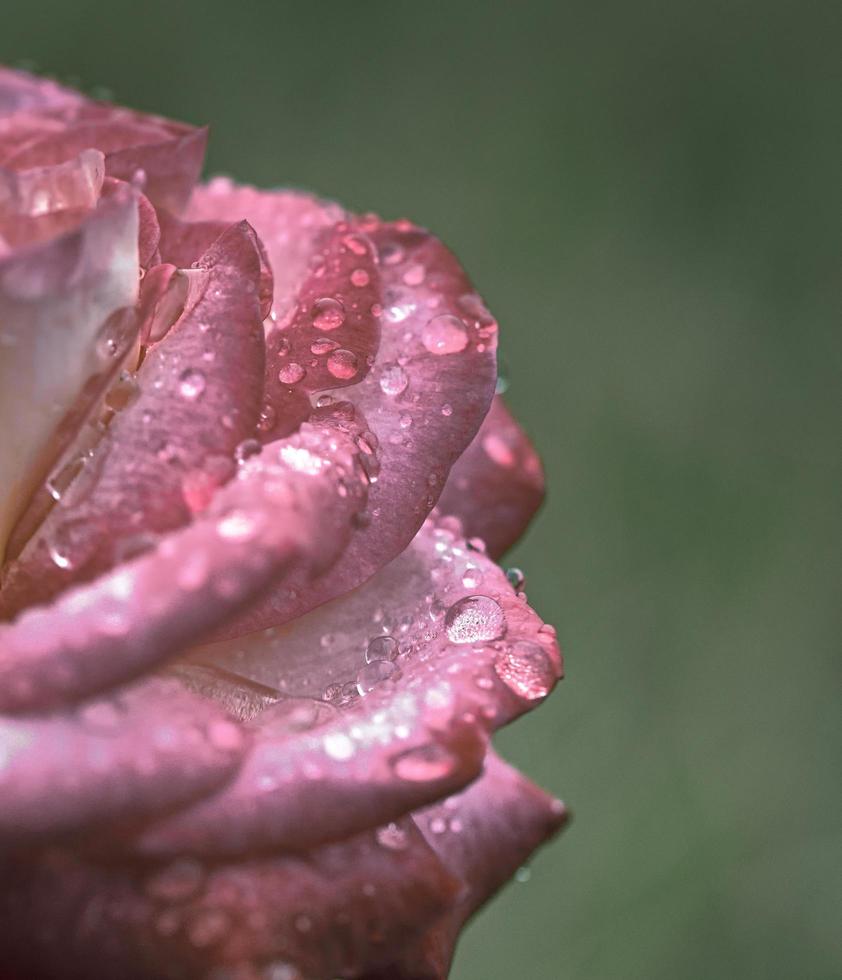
(0, 184), (138, 565)
(0, 678), (247, 848)
(437, 395), (545, 558)
(0, 822), (459, 979)
(0, 416), (368, 712)
(146, 514), (560, 857)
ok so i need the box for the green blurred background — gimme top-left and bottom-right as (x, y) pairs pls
(3, 2), (840, 977)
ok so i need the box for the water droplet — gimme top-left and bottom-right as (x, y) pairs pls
(310, 337), (339, 356)
(391, 742), (457, 782)
(461, 566), (483, 589)
(402, 263), (426, 286)
(343, 234), (368, 256)
(365, 634), (399, 663)
(506, 566), (526, 590)
(178, 368), (206, 401)
(356, 659), (399, 695)
(326, 348), (358, 380)
(441, 402), (453, 417)
(105, 371), (140, 411)
(378, 363), (409, 396)
(323, 731), (355, 761)
(493, 641), (554, 700)
(350, 268), (370, 287)
(445, 595), (507, 644)
(216, 510), (258, 541)
(515, 865), (532, 883)
(278, 361), (305, 385)
(312, 297), (345, 331)
(376, 822), (409, 850)
(421, 315), (469, 355)
(380, 242), (405, 266)
(235, 438), (262, 463)
(257, 402), (277, 433)
(428, 815), (447, 834)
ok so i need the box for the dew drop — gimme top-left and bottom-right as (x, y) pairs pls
(326, 348), (358, 380)
(278, 361), (305, 385)
(376, 822), (409, 851)
(323, 731), (355, 761)
(378, 363), (409, 396)
(391, 742), (457, 782)
(310, 337), (339, 356)
(356, 659), (399, 695)
(506, 566), (526, 590)
(445, 595), (507, 644)
(350, 268), (370, 287)
(402, 263), (426, 286)
(105, 371), (140, 411)
(421, 314), (469, 355)
(216, 510), (258, 541)
(365, 634), (399, 663)
(312, 297), (345, 331)
(493, 641), (554, 700)
(235, 438), (262, 463)
(461, 566), (483, 589)
(178, 368), (206, 401)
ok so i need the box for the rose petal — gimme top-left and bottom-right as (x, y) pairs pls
(0, 97), (208, 214)
(437, 395), (545, 558)
(0, 67), (82, 116)
(259, 222), (381, 439)
(219, 219), (499, 637)
(0, 678), (247, 850)
(186, 178), (345, 326)
(0, 220), (267, 616)
(0, 821), (460, 979)
(0, 184), (138, 564)
(0, 415), (369, 713)
(370, 752), (569, 980)
(155, 513), (559, 857)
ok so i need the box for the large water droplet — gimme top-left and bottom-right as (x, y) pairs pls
(311, 297), (345, 331)
(493, 641), (554, 700)
(391, 742), (457, 782)
(365, 634), (399, 663)
(445, 595), (507, 644)
(326, 348), (358, 380)
(378, 363), (409, 396)
(278, 361), (305, 385)
(421, 314), (469, 355)
(178, 368), (206, 401)
(356, 659), (399, 695)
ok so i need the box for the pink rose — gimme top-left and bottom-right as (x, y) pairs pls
(0, 67), (566, 979)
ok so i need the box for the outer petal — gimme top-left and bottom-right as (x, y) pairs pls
(0, 221), (266, 616)
(0, 678), (247, 850)
(0, 184), (138, 564)
(147, 514), (560, 858)
(0, 415), (368, 713)
(220, 218), (499, 636)
(0, 822), (460, 979)
(369, 753), (569, 980)
(0, 67), (83, 116)
(437, 395), (545, 558)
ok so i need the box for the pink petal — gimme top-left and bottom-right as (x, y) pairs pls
(0, 67), (83, 116)
(0, 415), (369, 713)
(219, 219), (499, 636)
(0, 821), (459, 979)
(149, 513), (560, 857)
(0, 678), (247, 849)
(0, 89), (207, 214)
(0, 221), (266, 616)
(259, 222), (381, 436)
(371, 752), (569, 979)
(437, 395), (545, 558)
(186, 178), (345, 326)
